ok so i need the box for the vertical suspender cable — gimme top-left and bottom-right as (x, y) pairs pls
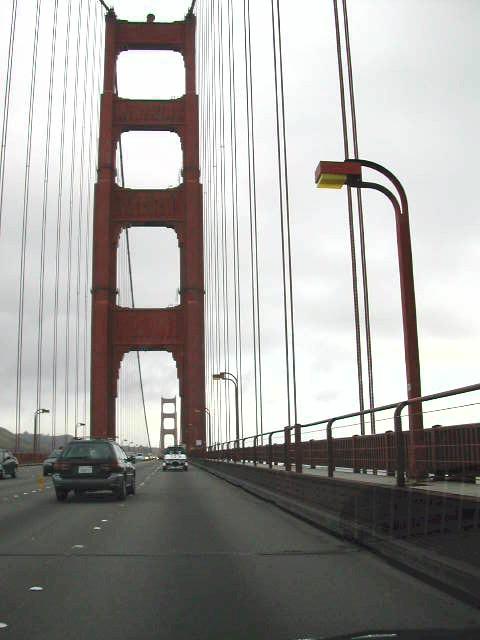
(270, 0), (292, 428)
(274, 0), (298, 427)
(211, 2), (223, 441)
(126, 232), (152, 451)
(333, 0), (365, 435)
(116, 73), (152, 452)
(64, 0), (85, 438)
(243, 0), (263, 436)
(36, 0), (59, 446)
(83, 4), (104, 435)
(0, 0), (18, 240)
(227, 0), (244, 438)
(75, 0), (94, 430)
(342, 0), (375, 433)
(15, 0), (42, 447)
(52, 1), (73, 448)
(218, 0), (231, 441)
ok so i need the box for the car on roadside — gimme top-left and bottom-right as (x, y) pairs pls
(0, 449), (18, 479)
(162, 446), (188, 472)
(135, 453), (146, 462)
(52, 439), (136, 502)
(42, 448), (64, 476)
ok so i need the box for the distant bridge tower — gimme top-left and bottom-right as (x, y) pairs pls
(160, 397), (178, 453)
(90, 10), (205, 451)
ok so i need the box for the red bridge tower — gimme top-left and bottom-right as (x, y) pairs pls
(90, 10), (205, 451)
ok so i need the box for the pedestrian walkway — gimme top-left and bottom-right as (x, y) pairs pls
(228, 460), (480, 500)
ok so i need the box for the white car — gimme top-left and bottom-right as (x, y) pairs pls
(162, 447), (188, 472)
(135, 453), (146, 462)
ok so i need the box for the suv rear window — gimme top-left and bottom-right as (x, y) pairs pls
(164, 447), (186, 455)
(62, 442), (113, 460)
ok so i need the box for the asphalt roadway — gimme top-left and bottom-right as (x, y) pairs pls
(1, 463), (480, 640)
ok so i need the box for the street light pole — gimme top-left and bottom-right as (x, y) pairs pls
(213, 372), (239, 443)
(315, 158), (424, 478)
(194, 408), (212, 447)
(33, 408), (50, 455)
(75, 422), (86, 439)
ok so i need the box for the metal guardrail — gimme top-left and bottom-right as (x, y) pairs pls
(205, 383), (480, 487)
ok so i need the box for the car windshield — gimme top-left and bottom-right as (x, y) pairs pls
(62, 443), (113, 460)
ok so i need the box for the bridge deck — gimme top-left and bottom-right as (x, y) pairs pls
(1, 463), (479, 638)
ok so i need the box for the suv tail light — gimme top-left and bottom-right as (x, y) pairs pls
(54, 461), (71, 472)
(99, 463), (122, 473)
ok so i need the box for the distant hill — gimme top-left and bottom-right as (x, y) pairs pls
(0, 426), (74, 452)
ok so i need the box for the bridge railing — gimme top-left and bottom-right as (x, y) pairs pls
(205, 383), (480, 487)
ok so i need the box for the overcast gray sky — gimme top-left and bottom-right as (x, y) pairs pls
(0, 0), (478, 448)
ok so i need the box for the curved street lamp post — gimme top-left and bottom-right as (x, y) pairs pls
(315, 158), (424, 479)
(33, 408), (50, 455)
(212, 372), (240, 444)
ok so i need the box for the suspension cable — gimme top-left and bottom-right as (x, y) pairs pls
(227, 0), (244, 438)
(333, 0), (365, 435)
(342, 0), (375, 433)
(97, 0), (111, 12)
(275, 0), (298, 427)
(64, 0), (86, 439)
(51, 0), (73, 448)
(115, 73), (152, 452)
(270, 0), (299, 428)
(75, 0), (94, 431)
(35, 0), (59, 448)
(15, 0), (42, 448)
(0, 0), (18, 241)
(270, 0), (291, 428)
(243, 0), (263, 436)
(83, 3), (104, 436)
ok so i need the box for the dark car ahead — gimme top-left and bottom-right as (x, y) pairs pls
(52, 439), (136, 502)
(0, 449), (18, 479)
(42, 448), (64, 476)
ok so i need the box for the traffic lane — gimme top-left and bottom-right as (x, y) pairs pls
(0, 465), (44, 499)
(0, 461), (156, 499)
(0, 462), (158, 555)
(0, 462), (161, 634)
(2, 465), (480, 639)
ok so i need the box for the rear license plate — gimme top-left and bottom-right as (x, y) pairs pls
(78, 466), (93, 474)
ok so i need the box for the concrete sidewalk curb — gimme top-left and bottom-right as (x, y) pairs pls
(194, 460), (480, 608)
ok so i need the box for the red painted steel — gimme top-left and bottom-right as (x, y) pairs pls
(209, 423), (480, 480)
(90, 12), (205, 451)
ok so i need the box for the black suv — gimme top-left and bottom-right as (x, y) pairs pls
(52, 439), (136, 501)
